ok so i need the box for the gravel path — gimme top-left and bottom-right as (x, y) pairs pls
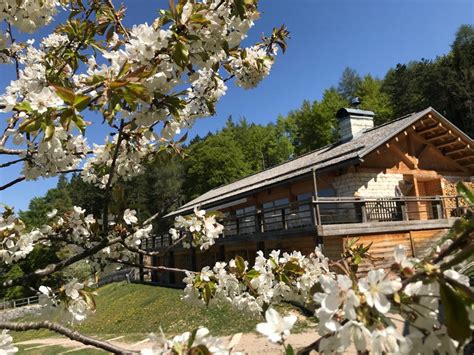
(15, 332), (326, 354)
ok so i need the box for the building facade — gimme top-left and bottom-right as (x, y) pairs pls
(142, 107), (474, 284)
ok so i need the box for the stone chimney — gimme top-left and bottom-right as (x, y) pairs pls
(336, 107), (375, 142)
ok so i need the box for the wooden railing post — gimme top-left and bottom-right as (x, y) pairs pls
(256, 210), (263, 233)
(455, 195), (461, 217)
(139, 253), (144, 282)
(360, 199), (367, 223)
(282, 208), (287, 230)
(312, 198), (322, 226)
(435, 197), (443, 220)
(400, 200), (409, 221)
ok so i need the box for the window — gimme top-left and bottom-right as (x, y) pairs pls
(235, 206), (256, 235)
(288, 193), (313, 228)
(263, 198), (289, 231)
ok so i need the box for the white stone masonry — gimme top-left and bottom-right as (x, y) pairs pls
(333, 172), (404, 198)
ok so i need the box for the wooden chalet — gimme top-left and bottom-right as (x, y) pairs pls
(141, 107), (474, 284)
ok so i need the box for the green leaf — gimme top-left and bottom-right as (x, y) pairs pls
(457, 182), (474, 206)
(187, 328), (198, 349)
(60, 108), (74, 130)
(79, 290), (97, 311)
(285, 344), (295, 355)
(74, 95), (91, 112)
(44, 124), (55, 141)
(19, 119), (41, 133)
(189, 14), (210, 24)
(125, 83), (151, 103)
(52, 85), (76, 104)
(109, 81), (128, 89)
(233, 0), (246, 19)
(439, 282), (470, 344)
(441, 243), (474, 270)
(235, 255), (246, 274)
(118, 61), (131, 78)
(245, 269), (260, 279)
(71, 112), (86, 133)
(172, 40), (189, 68)
(284, 261), (304, 275)
(14, 101), (33, 112)
(202, 282), (212, 306)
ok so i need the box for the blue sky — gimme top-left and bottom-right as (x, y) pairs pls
(0, 0), (472, 211)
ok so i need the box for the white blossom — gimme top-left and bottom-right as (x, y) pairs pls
(256, 308), (297, 343)
(123, 209), (138, 225)
(358, 269), (402, 313)
(0, 330), (18, 354)
(63, 279), (84, 300)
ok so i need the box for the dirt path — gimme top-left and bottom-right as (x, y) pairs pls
(15, 332), (322, 354)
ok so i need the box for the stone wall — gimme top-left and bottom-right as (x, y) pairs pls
(333, 172), (404, 198)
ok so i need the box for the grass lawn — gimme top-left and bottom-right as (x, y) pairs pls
(12, 282), (262, 342)
(11, 281), (314, 352)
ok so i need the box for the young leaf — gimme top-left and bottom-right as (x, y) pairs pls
(44, 124), (56, 141)
(19, 118), (41, 133)
(52, 85), (76, 104)
(74, 95), (92, 112)
(235, 255), (246, 274)
(14, 101), (33, 113)
(172, 41), (189, 68)
(439, 282), (470, 344)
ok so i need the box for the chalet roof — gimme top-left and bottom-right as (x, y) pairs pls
(167, 107), (471, 217)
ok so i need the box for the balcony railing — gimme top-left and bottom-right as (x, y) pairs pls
(142, 195), (466, 249)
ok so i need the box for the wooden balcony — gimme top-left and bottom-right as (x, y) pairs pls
(141, 195), (465, 250)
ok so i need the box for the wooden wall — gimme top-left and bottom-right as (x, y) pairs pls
(145, 228), (447, 284)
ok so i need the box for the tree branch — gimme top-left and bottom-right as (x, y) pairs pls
(0, 176), (25, 191)
(101, 119), (125, 234)
(0, 169), (82, 192)
(0, 157), (26, 168)
(296, 334), (330, 355)
(0, 320), (137, 354)
(110, 258), (192, 274)
(106, 0), (131, 41)
(2, 237), (122, 288)
(0, 146), (26, 155)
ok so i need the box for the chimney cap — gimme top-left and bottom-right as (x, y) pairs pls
(336, 107), (375, 120)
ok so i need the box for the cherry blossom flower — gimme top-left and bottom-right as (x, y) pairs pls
(371, 326), (411, 355)
(0, 330), (18, 354)
(123, 209), (138, 225)
(256, 308), (297, 343)
(358, 269), (402, 313)
(63, 279), (84, 300)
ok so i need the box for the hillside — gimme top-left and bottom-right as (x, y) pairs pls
(12, 282), (262, 343)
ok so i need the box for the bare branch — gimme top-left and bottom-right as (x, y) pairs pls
(0, 320), (138, 354)
(101, 119), (125, 234)
(106, 0), (131, 41)
(2, 237), (122, 288)
(0, 157), (26, 168)
(0, 146), (26, 155)
(0, 169), (82, 192)
(0, 176), (25, 191)
(110, 258), (192, 274)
